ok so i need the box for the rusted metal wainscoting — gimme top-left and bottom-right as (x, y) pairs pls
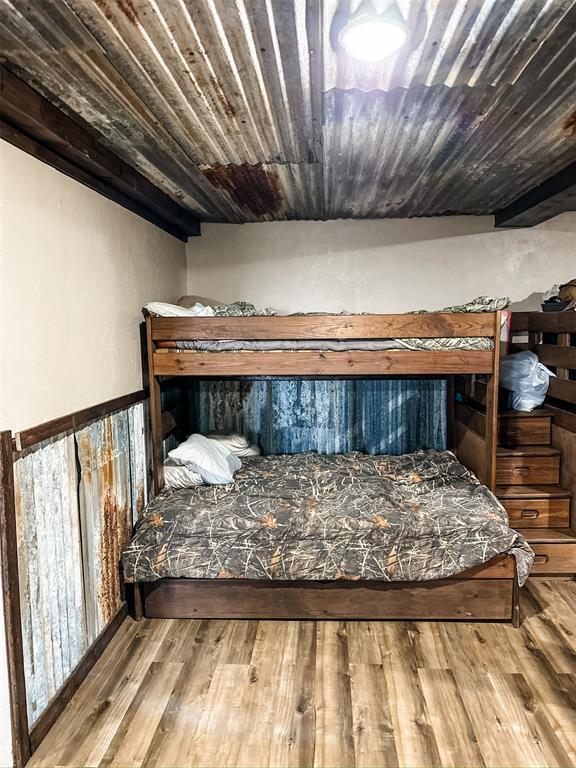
(1, 391), (149, 765)
(76, 407), (147, 641)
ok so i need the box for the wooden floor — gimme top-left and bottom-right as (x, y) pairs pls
(29, 579), (576, 768)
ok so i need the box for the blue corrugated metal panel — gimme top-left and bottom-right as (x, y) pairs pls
(194, 379), (446, 455)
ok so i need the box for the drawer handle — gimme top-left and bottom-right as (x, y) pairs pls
(512, 467), (531, 475)
(534, 554), (549, 564)
(521, 509), (540, 519)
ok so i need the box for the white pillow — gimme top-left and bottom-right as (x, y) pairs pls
(208, 432), (261, 457)
(168, 434), (241, 485)
(238, 444), (261, 457)
(164, 459), (204, 489)
(144, 301), (215, 317)
(208, 432), (249, 449)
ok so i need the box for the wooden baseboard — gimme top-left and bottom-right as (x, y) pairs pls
(29, 603), (128, 753)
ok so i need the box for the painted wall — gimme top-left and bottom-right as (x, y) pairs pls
(0, 141), (185, 767)
(186, 215), (576, 313)
(0, 141), (186, 434)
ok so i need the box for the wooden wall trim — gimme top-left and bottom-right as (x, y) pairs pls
(29, 604), (128, 753)
(13, 389), (148, 453)
(0, 431), (30, 768)
(0, 66), (200, 241)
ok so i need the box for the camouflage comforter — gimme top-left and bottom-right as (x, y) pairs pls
(122, 451), (533, 585)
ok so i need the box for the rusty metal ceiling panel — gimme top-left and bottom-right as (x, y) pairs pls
(1, 0), (576, 222)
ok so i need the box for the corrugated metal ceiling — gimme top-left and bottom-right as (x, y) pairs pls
(1, 0), (576, 222)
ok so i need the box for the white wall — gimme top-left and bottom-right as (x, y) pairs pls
(186, 215), (576, 313)
(0, 141), (186, 434)
(0, 141), (186, 767)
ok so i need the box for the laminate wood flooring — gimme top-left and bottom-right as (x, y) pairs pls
(28, 580), (576, 768)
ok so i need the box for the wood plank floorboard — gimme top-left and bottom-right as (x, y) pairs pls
(27, 580), (576, 768)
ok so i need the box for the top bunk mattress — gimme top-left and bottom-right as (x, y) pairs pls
(122, 450), (533, 585)
(169, 337), (493, 352)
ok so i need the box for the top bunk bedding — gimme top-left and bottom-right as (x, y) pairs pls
(159, 337), (494, 352)
(122, 450), (533, 586)
(146, 296), (508, 354)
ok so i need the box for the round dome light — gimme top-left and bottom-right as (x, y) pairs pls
(339, 13), (407, 62)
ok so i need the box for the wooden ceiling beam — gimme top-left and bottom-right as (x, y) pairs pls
(495, 159), (576, 228)
(0, 66), (200, 241)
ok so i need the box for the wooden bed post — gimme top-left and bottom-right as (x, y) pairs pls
(446, 375), (455, 450)
(146, 317), (164, 495)
(132, 583), (144, 622)
(0, 431), (31, 768)
(485, 310), (502, 492)
(512, 568), (520, 628)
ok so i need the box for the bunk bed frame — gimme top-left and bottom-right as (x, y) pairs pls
(136, 310), (520, 625)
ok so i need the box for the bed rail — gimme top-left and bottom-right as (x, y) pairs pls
(148, 312), (499, 378)
(150, 312), (497, 341)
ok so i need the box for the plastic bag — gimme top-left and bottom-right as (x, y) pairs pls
(500, 351), (555, 412)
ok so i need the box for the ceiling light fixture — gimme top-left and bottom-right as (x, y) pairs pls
(339, 1), (408, 63)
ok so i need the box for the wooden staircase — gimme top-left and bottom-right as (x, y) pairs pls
(495, 409), (576, 576)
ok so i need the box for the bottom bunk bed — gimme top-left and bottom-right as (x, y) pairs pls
(122, 450), (533, 626)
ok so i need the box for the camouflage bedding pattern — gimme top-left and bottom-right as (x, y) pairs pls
(122, 450), (533, 585)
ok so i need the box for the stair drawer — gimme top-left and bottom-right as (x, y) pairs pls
(496, 456), (560, 486)
(499, 416), (551, 447)
(529, 544), (576, 574)
(502, 498), (570, 528)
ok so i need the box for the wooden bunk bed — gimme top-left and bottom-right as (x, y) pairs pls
(134, 309), (523, 625)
